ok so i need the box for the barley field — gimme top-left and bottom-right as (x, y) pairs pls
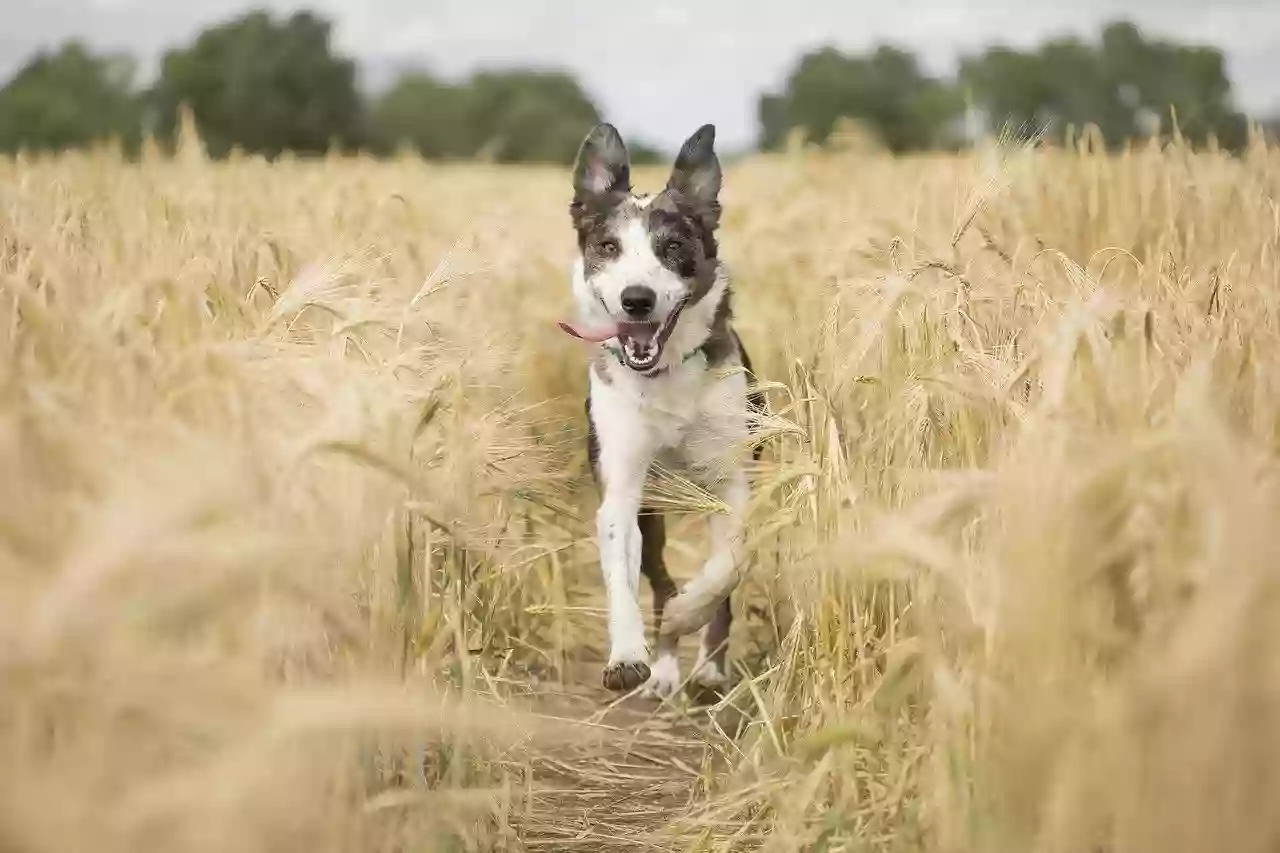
(3, 119), (1280, 853)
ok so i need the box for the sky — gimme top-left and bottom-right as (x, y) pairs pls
(3, 0), (1279, 154)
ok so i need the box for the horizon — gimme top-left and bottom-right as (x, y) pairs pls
(3, 0), (1278, 155)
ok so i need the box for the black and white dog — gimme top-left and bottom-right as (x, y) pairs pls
(559, 122), (765, 698)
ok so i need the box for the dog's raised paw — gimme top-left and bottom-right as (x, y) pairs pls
(641, 654), (682, 700)
(602, 660), (651, 691)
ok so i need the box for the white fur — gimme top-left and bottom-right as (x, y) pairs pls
(643, 650), (682, 699)
(692, 627), (729, 688)
(589, 365), (655, 671)
(578, 245), (752, 693)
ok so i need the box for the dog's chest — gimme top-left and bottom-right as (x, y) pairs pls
(631, 372), (705, 451)
(593, 355), (747, 472)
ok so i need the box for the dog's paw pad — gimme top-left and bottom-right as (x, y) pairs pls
(602, 660), (651, 691)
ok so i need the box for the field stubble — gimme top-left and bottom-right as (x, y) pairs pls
(3, 124), (1280, 852)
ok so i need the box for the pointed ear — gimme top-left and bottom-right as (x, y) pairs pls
(573, 123), (631, 199)
(666, 124), (721, 209)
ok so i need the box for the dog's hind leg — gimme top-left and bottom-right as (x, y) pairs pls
(688, 333), (766, 695)
(691, 598), (732, 694)
(637, 508), (682, 698)
(659, 350), (761, 670)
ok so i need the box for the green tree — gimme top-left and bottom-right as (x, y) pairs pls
(374, 68), (603, 164)
(960, 20), (1249, 150)
(0, 41), (142, 154)
(624, 141), (665, 166)
(466, 70), (600, 163)
(373, 71), (474, 158)
(150, 10), (366, 158)
(758, 45), (963, 153)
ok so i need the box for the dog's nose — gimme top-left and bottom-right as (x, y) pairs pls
(620, 285), (656, 319)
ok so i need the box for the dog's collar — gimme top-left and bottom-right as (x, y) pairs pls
(602, 340), (708, 378)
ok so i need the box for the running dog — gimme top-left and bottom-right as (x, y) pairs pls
(558, 122), (765, 698)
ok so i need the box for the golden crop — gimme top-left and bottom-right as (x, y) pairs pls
(3, 124), (1279, 852)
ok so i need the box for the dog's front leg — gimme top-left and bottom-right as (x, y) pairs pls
(594, 419), (654, 692)
(659, 465), (748, 650)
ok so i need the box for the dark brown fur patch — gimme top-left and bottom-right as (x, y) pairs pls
(645, 191), (720, 304)
(699, 287), (737, 366)
(570, 190), (629, 276)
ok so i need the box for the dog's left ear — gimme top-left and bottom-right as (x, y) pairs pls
(666, 124), (721, 215)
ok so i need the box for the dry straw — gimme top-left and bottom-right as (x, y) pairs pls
(2, 119), (1279, 852)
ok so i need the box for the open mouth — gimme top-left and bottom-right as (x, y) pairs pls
(558, 297), (690, 373)
(615, 300), (687, 371)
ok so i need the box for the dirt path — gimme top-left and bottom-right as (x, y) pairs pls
(510, 659), (725, 851)
(494, 502), (765, 850)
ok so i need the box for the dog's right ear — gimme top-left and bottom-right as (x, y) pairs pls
(667, 124), (720, 209)
(572, 123), (631, 199)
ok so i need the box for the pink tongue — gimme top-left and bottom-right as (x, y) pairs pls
(557, 319), (660, 344)
(557, 321), (619, 343)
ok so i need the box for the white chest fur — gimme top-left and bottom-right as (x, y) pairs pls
(589, 351), (750, 482)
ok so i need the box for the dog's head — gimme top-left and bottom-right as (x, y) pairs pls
(563, 123), (722, 372)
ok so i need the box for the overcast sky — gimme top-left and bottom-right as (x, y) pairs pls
(4, 0), (1278, 153)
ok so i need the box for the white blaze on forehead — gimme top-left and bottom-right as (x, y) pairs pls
(585, 198), (688, 318)
(613, 209), (660, 275)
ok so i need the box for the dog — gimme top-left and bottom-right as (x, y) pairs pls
(558, 122), (765, 698)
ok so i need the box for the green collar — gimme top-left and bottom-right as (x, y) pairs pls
(603, 341), (708, 377)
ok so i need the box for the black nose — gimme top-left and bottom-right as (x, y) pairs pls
(620, 285), (656, 318)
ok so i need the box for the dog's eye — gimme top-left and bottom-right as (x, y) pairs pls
(663, 239), (683, 256)
(597, 238), (619, 257)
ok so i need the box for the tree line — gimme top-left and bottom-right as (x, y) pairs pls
(759, 21), (1265, 153)
(0, 11), (1273, 162)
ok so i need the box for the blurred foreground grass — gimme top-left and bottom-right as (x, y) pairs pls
(3, 124), (1280, 852)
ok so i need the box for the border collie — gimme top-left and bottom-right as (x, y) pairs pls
(558, 122), (765, 699)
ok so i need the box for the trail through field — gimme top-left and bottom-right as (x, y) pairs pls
(513, 661), (720, 851)
(503, 515), (751, 852)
